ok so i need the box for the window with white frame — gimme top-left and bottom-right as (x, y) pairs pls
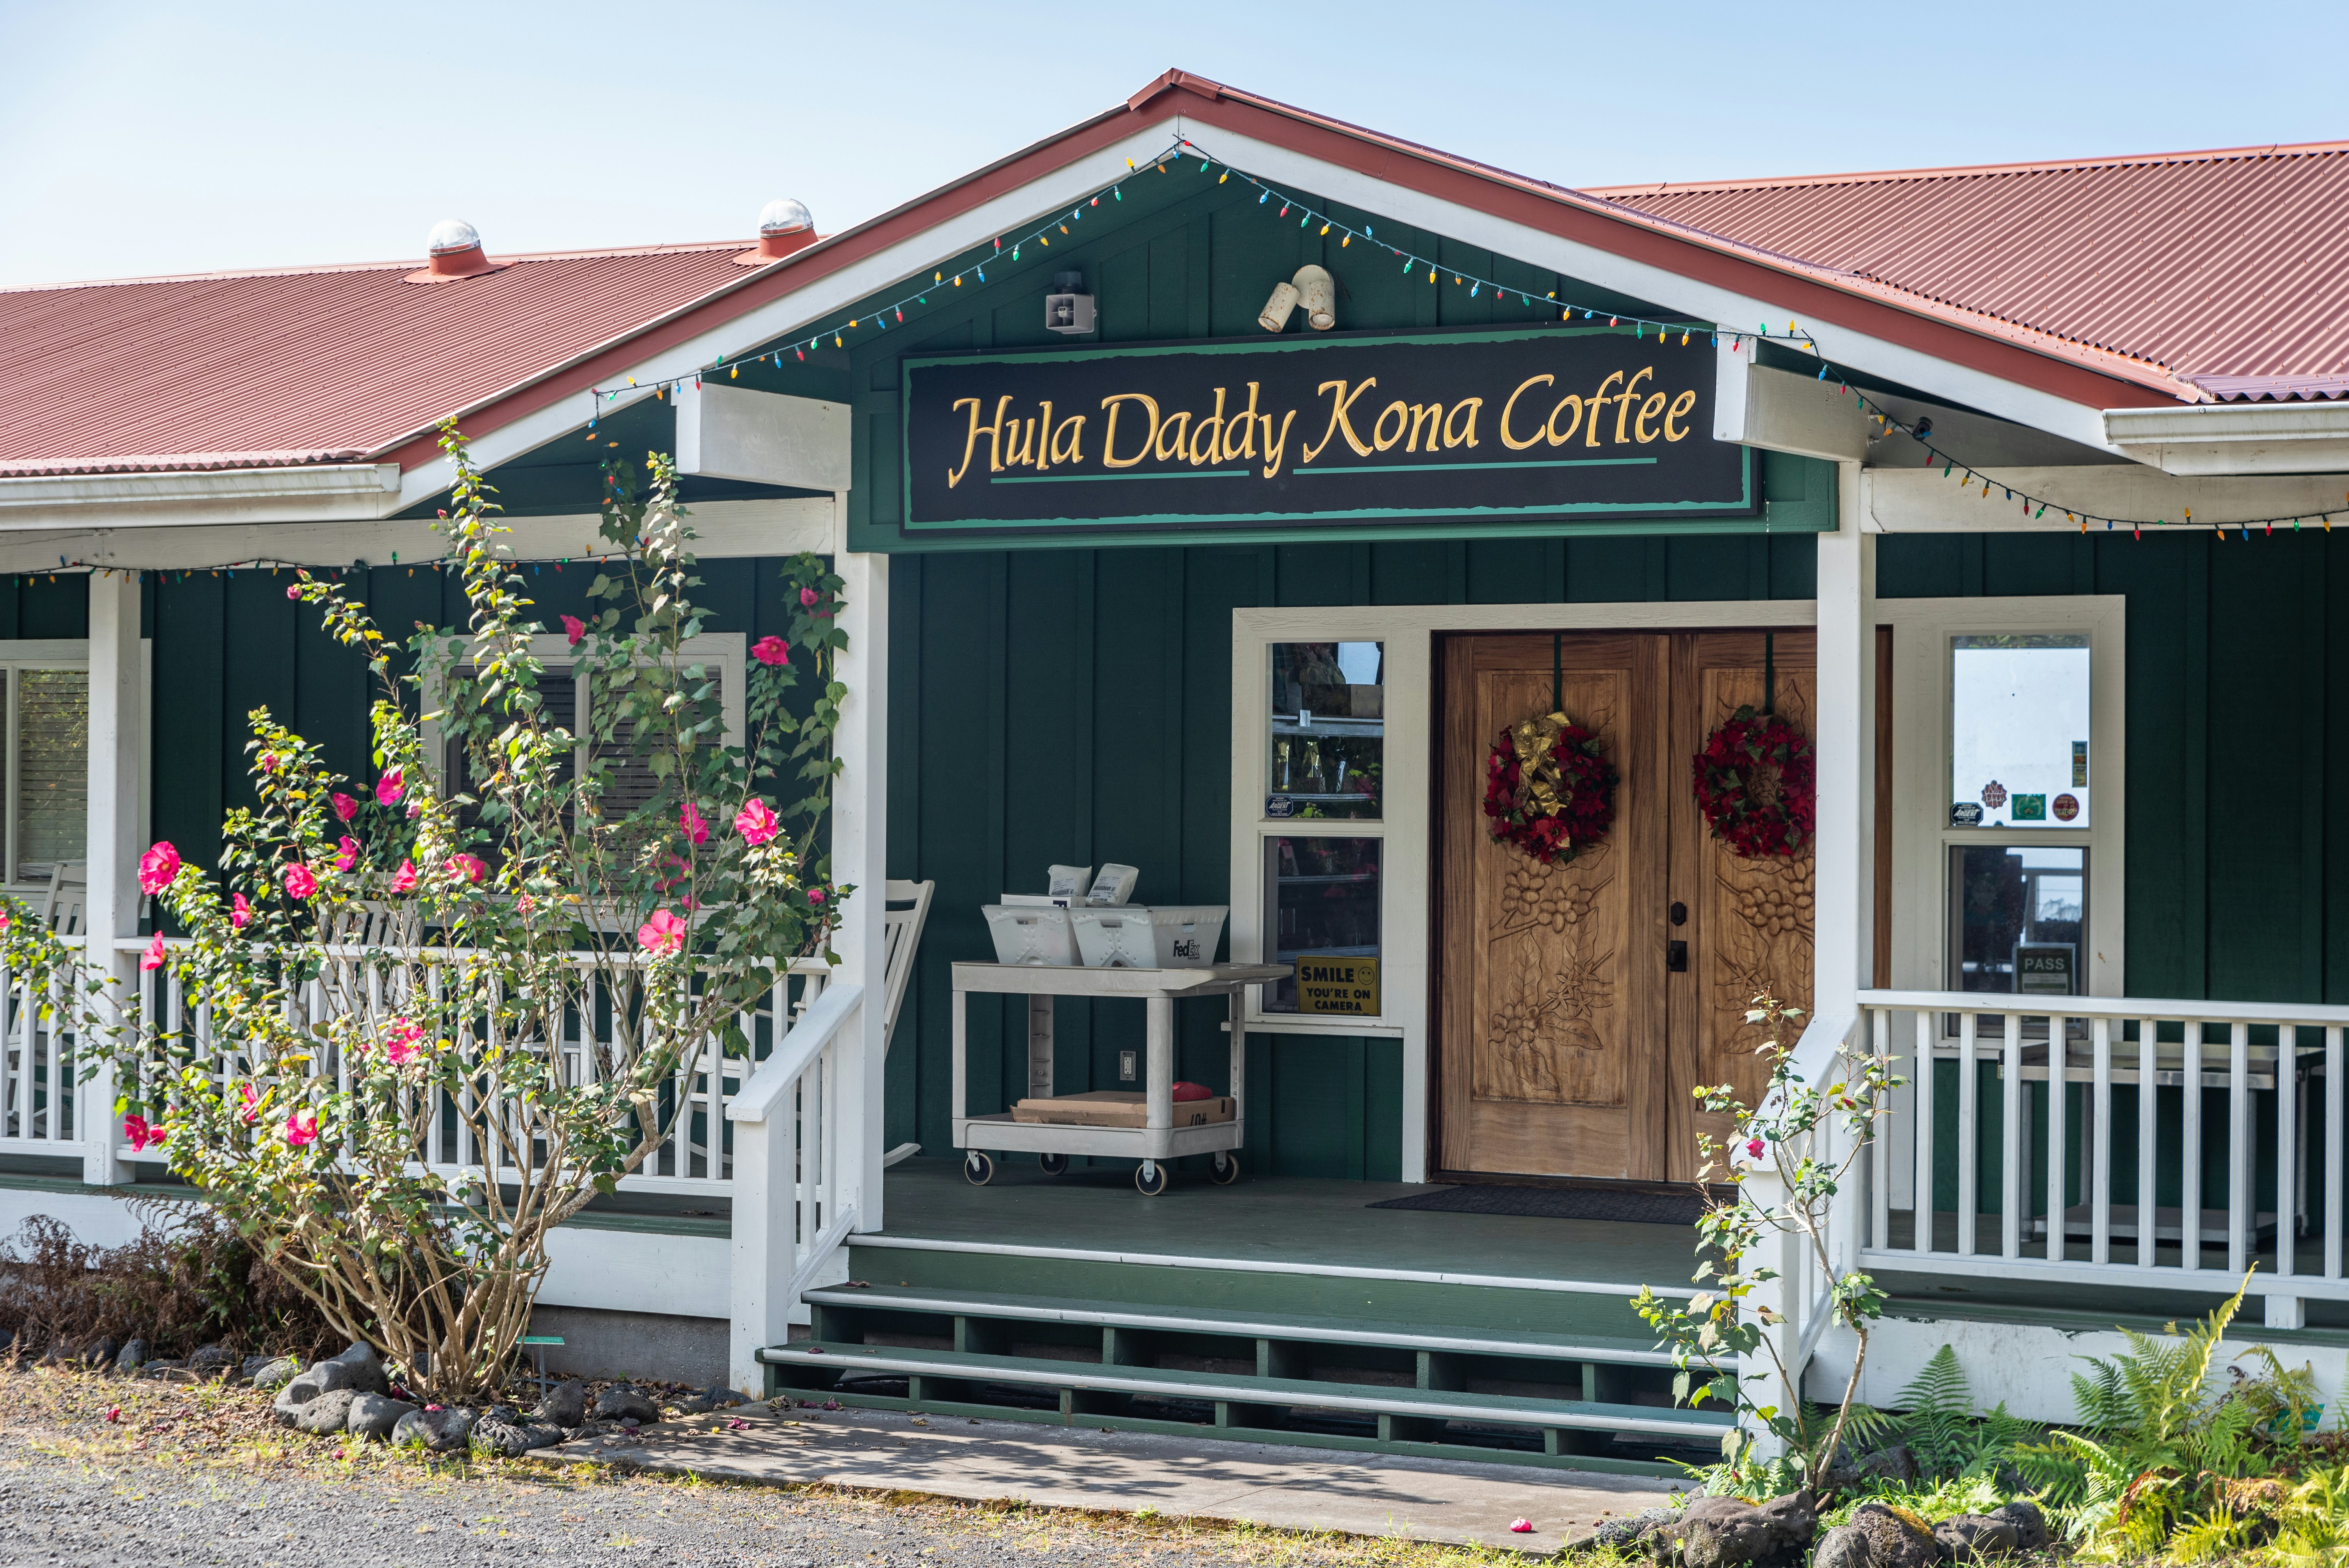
(1880, 598), (2124, 1013)
(0, 643), (150, 889)
(432, 634), (749, 816)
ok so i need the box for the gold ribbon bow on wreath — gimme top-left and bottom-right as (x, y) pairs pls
(1507, 711), (1582, 820)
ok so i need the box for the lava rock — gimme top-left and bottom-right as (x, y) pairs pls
(113, 1338), (147, 1375)
(249, 1356), (301, 1389)
(1826, 1442), (1921, 1493)
(391, 1406), (477, 1453)
(592, 1385), (661, 1424)
(270, 1358), (355, 1425)
(1811, 1501), (1940, 1568)
(473, 1411), (565, 1456)
(1989, 1500), (2047, 1552)
(1593, 1507), (1677, 1550)
(328, 1340), (389, 1396)
(293, 1387), (358, 1436)
(186, 1343), (237, 1372)
(679, 1386), (746, 1414)
(75, 1336), (118, 1370)
(1640, 1490), (1815, 1568)
(344, 1392), (418, 1442)
(1933, 1515), (2020, 1563)
(535, 1379), (587, 1429)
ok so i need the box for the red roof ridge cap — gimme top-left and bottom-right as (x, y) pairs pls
(1584, 137), (2349, 198)
(1128, 68), (1226, 110)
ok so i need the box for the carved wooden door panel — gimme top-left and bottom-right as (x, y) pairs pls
(1435, 630), (1816, 1185)
(1437, 633), (1670, 1180)
(1667, 630), (1817, 1183)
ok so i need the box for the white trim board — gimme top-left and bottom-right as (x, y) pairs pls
(0, 498), (833, 574)
(1229, 599), (1816, 1184)
(1863, 466), (2349, 533)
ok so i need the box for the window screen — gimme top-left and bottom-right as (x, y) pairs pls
(15, 669), (86, 877)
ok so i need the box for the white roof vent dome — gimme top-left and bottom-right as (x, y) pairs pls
(758, 198), (813, 237)
(426, 218), (482, 256)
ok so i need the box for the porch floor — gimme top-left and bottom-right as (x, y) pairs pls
(870, 1157), (1697, 1291)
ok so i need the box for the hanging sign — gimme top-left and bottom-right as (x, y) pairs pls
(900, 327), (1754, 536)
(1296, 955), (1381, 1016)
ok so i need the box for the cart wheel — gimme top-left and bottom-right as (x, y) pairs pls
(964, 1151), (994, 1187)
(1038, 1152), (1069, 1176)
(1209, 1152), (1241, 1185)
(1134, 1161), (1170, 1197)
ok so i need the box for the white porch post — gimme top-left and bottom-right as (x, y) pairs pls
(82, 570), (143, 1187)
(1814, 460), (1872, 1026)
(829, 498), (889, 1238)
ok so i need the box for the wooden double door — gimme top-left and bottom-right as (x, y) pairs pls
(1436, 630), (1816, 1185)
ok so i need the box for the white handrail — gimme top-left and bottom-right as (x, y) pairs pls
(730, 982), (863, 1124)
(1862, 987), (2349, 1027)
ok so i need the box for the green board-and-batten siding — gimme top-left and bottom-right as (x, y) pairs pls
(884, 531), (1821, 1178)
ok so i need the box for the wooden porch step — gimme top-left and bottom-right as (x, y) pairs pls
(757, 1341), (1731, 1441)
(802, 1284), (1671, 1366)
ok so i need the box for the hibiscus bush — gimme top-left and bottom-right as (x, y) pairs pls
(0, 418), (848, 1400)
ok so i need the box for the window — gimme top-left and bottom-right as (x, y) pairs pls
(1267, 641), (1383, 820)
(12, 669), (87, 881)
(1878, 597), (2121, 1006)
(1261, 836), (1381, 1013)
(431, 635), (749, 827)
(1949, 634), (2090, 829)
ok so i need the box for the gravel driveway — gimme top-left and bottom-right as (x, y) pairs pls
(0, 1367), (1540, 1568)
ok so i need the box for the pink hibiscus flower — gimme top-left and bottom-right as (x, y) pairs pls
(679, 802), (709, 846)
(331, 792), (360, 822)
(390, 859), (418, 893)
(141, 932), (166, 971)
(637, 908), (688, 956)
(238, 1084), (260, 1124)
(375, 768), (405, 806)
(231, 893), (251, 930)
(383, 1018), (426, 1066)
(281, 864), (319, 900)
(734, 798), (780, 846)
(335, 836), (361, 872)
(561, 614), (587, 647)
(799, 587), (819, 608)
(284, 583), (302, 601)
(807, 887), (826, 905)
(138, 842), (180, 896)
(750, 635), (790, 666)
(283, 1110), (319, 1148)
(446, 853), (487, 886)
(123, 1115), (166, 1152)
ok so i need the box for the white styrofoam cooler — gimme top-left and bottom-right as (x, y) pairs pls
(982, 904), (1081, 966)
(1068, 905), (1228, 969)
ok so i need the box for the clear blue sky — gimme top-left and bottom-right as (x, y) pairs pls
(4, 0), (2343, 289)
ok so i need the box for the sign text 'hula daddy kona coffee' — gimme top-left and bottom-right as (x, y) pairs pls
(901, 328), (1751, 533)
(1296, 956), (1381, 1017)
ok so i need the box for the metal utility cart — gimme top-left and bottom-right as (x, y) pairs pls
(950, 961), (1288, 1195)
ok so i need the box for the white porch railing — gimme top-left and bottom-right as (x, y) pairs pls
(1858, 989), (2347, 1329)
(102, 937), (836, 1196)
(0, 937), (90, 1156)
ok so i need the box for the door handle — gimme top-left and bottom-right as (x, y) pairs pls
(1666, 940), (1689, 973)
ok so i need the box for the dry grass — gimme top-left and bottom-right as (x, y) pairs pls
(0, 1363), (1640, 1564)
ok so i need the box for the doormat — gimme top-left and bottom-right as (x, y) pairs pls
(1368, 1183), (1706, 1226)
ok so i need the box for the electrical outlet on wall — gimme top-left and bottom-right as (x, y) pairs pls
(1118, 1050), (1137, 1082)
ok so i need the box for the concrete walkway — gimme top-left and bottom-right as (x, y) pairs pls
(541, 1403), (1685, 1555)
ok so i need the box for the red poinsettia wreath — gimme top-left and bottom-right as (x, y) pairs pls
(1692, 706), (1815, 857)
(1483, 711), (1618, 864)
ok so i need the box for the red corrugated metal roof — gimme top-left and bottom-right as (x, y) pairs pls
(1587, 142), (2349, 393)
(0, 241), (778, 477)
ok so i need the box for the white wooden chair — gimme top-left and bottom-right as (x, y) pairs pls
(38, 861), (86, 936)
(680, 878), (934, 1181)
